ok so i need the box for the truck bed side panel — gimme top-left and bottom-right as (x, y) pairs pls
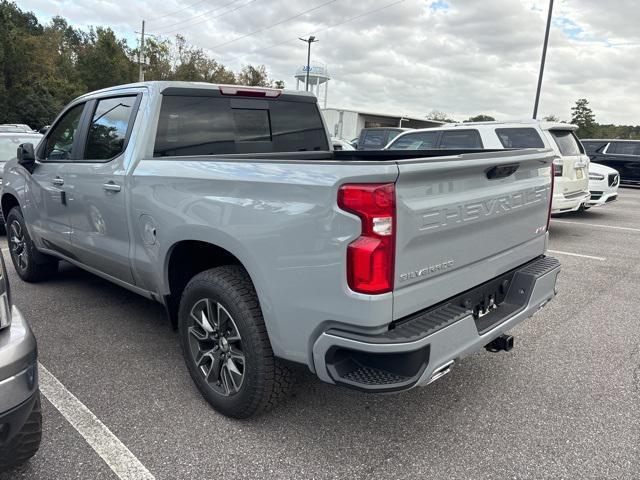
(129, 158), (398, 365)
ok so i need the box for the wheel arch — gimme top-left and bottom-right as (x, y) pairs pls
(1, 192), (20, 222)
(163, 239), (268, 330)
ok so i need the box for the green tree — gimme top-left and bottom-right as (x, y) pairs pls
(543, 115), (560, 122)
(274, 80), (285, 89)
(237, 65), (272, 87)
(570, 99), (596, 138)
(426, 110), (456, 123)
(76, 27), (136, 91)
(464, 114), (495, 123)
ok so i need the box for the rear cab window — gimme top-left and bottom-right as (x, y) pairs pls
(549, 130), (584, 155)
(153, 95), (328, 157)
(439, 129), (483, 149)
(495, 128), (545, 148)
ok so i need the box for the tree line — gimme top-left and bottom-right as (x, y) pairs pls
(0, 1), (283, 129)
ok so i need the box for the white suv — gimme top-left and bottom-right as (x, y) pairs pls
(384, 120), (590, 214)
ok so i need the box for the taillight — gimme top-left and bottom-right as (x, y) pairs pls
(546, 164), (555, 231)
(219, 85), (281, 98)
(552, 158), (563, 176)
(338, 183), (396, 294)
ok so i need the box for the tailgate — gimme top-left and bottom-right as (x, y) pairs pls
(393, 149), (554, 320)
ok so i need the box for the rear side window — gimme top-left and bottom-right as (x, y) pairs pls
(153, 96), (328, 157)
(609, 141), (640, 155)
(550, 130), (584, 155)
(85, 96), (137, 160)
(439, 130), (483, 149)
(495, 128), (545, 148)
(389, 131), (439, 150)
(361, 130), (386, 149)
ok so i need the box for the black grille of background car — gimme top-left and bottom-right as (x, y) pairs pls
(609, 174), (619, 187)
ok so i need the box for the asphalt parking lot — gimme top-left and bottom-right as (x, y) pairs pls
(1, 189), (639, 480)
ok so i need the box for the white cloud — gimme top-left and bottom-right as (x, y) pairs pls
(19, 0), (640, 124)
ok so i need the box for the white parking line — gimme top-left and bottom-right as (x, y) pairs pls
(38, 363), (155, 480)
(552, 219), (640, 233)
(547, 249), (606, 261)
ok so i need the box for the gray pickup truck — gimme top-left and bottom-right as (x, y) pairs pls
(2, 82), (560, 418)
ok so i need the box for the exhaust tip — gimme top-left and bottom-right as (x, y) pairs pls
(428, 360), (454, 384)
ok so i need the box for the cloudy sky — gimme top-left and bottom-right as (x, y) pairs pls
(19, 0), (640, 124)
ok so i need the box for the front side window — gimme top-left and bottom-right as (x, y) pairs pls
(85, 96), (137, 160)
(43, 103), (85, 161)
(389, 131), (440, 150)
(496, 128), (545, 148)
(550, 130), (583, 155)
(439, 130), (483, 149)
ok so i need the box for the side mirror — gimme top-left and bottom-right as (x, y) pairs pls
(17, 143), (36, 173)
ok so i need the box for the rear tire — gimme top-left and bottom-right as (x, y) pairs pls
(178, 265), (294, 418)
(6, 207), (58, 282)
(0, 393), (42, 472)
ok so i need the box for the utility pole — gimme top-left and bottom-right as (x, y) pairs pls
(533, 0), (554, 119)
(138, 20), (146, 82)
(299, 36), (319, 91)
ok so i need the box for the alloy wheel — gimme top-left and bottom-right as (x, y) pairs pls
(9, 220), (28, 271)
(187, 298), (245, 396)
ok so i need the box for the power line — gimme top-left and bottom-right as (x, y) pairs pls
(215, 0), (405, 63)
(209, 0), (340, 50)
(150, 0), (250, 34)
(148, 0), (210, 22)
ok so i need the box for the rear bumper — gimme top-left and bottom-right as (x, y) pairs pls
(551, 191), (590, 214)
(312, 256), (560, 392)
(0, 307), (38, 413)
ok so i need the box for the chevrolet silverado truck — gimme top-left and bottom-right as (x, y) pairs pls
(2, 82), (560, 418)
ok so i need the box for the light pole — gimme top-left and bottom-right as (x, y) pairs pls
(533, 0), (554, 119)
(299, 36), (319, 91)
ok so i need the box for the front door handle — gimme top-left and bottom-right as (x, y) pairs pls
(51, 177), (64, 186)
(102, 181), (121, 193)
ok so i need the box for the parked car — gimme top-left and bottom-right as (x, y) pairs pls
(0, 125), (34, 133)
(385, 120), (590, 214)
(331, 137), (355, 151)
(2, 82), (560, 418)
(356, 127), (407, 150)
(0, 249), (41, 471)
(0, 132), (43, 233)
(582, 139), (640, 187)
(585, 163), (619, 209)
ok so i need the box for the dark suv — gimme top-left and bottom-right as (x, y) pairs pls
(0, 249), (41, 470)
(582, 139), (640, 186)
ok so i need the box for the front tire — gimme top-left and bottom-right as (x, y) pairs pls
(6, 207), (58, 282)
(0, 393), (42, 472)
(178, 266), (294, 418)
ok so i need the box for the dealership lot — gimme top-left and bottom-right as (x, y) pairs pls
(1, 190), (639, 480)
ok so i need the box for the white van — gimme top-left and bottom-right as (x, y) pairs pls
(384, 120), (590, 214)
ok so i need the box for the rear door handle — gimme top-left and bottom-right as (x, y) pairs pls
(51, 177), (64, 186)
(102, 181), (121, 193)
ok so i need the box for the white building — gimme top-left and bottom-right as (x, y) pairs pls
(322, 108), (442, 141)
